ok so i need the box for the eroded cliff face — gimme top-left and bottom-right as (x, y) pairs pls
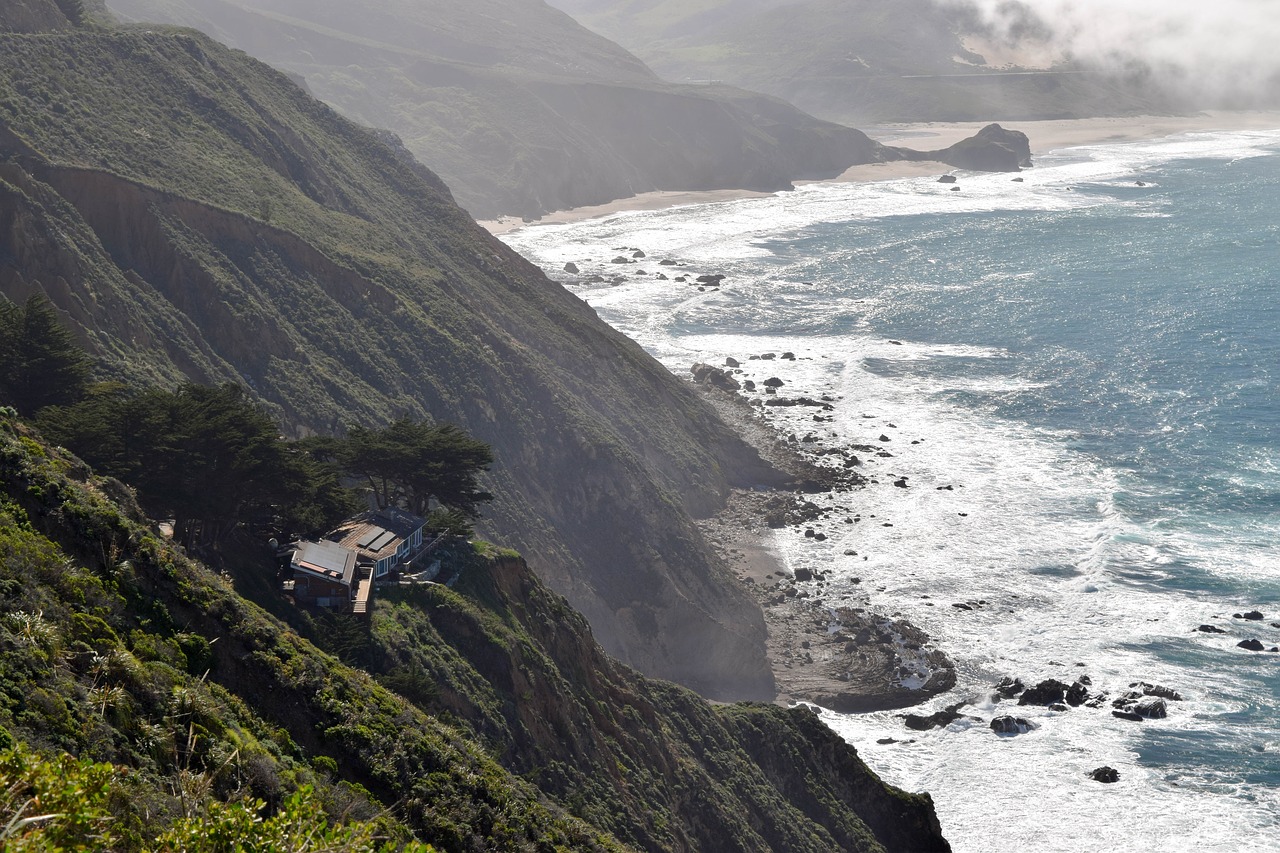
(365, 554), (954, 853)
(0, 27), (785, 698)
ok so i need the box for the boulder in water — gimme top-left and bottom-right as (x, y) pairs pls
(994, 676), (1025, 698)
(1133, 682), (1182, 701)
(1018, 679), (1070, 706)
(1065, 680), (1090, 706)
(990, 715), (1034, 735)
(1090, 766), (1120, 783)
(563, 261), (579, 274)
(1238, 638), (1265, 651)
(904, 702), (967, 731)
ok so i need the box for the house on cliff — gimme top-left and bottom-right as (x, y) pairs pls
(288, 508), (433, 613)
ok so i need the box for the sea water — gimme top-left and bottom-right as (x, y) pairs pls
(503, 129), (1280, 851)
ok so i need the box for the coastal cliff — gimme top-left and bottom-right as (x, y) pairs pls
(0, 391), (952, 850)
(0, 16), (784, 698)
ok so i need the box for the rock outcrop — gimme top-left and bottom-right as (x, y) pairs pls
(990, 715), (1035, 734)
(1090, 766), (1120, 783)
(895, 123), (1034, 173)
(1017, 678), (1070, 706)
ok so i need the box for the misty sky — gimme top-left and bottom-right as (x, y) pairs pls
(967, 0), (1280, 96)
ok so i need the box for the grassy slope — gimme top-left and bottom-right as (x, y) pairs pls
(0, 418), (620, 850)
(0, 415), (951, 852)
(0, 23), (785, 698)
(104, 0), (890, 217)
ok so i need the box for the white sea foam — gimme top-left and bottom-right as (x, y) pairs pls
(502, 129), (1280, 852)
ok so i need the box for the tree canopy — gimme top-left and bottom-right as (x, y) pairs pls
(0, 294), (92, 416)
(37, 383), (361, 548)
(309, 418), (494, 522)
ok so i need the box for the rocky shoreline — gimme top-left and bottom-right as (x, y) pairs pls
(693, 383), (957, 713)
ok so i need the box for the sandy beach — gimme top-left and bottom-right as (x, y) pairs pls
(479, 110), (1280, 235)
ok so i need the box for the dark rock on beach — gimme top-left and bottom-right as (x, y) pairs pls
(937, 174), (957, 183)
(690, 363), (741, 392)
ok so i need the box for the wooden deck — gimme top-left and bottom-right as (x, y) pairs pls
(353, 576), (373, 615)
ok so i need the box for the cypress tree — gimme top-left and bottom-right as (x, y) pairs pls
(0, 294), (92, 415)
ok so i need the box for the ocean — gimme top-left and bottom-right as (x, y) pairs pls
(502, 128), (1280, 851)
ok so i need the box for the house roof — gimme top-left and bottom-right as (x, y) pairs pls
(292, 540), (357, 587)
(326, 508), (426, 563)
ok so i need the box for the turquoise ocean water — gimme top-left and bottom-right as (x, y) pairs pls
(504, 128), (1280, 851)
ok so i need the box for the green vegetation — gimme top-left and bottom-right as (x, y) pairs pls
(0, 418), (949, 850)
(303, 419), (493, 530)
(0, 415), (629, 850)
(37, 382), (362, 547)
(0, 742), (436, 852)
(0, 295), (92, 416)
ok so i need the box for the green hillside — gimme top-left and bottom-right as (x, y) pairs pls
(0, 397), (951, 850)
(105, 0), (894, 218)
(0, 12), (793, 698)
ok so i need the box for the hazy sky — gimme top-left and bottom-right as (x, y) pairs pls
(967, 0), (1280, 98)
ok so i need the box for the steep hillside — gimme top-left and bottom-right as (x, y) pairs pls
(0, 14), (788, 698)
(550, 0), (1181, 124)
(0, 412), (951, 851)
(105, 0), (897, 218)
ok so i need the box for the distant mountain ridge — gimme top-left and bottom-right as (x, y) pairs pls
(106, 0), (901, 218)
(550, 0), (1184, 124)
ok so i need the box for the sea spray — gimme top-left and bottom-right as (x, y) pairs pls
(504, 128), (1280, 851)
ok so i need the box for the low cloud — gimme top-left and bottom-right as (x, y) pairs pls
(959, 0), (1280, 104)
